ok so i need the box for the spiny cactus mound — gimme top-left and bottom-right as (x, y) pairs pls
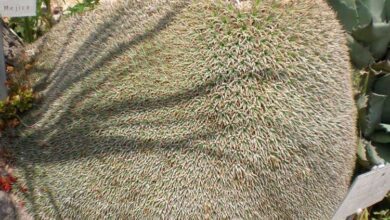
(13, 0), (356, 219)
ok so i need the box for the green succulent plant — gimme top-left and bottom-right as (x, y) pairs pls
(9, 0), (357, 218)
(329, 0), (390, 166)
(328, 0), (390, 68)
(65, 0), (100, 15)
(358, 72), (390, 166)
(368, 73), (390, 163)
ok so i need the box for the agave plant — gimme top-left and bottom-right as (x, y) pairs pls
(361, 73), (390, 165)
(328, 0), (390, 166)
(328, 0), (390, 68)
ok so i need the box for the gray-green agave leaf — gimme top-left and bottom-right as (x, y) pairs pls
(373, 73), (390, 123)
(329, 0), (390, 68)
(364, 92), (387, 136)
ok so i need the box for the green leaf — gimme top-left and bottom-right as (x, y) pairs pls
(373, 74), (390, 95)
(369, 37), (390, 59)
(352, 22), (390, 44)
(373, 74), (390, 123)
(371, 143), (390, 164)
(370, 131), (390, 143)
(364, 92), (387, 136)
(359, 0), (386, 22)
(328, 0), (358, 32)
(366, 141), (386, 165)
(356, 0), (373, 26)
(341, 0), (357, 7)
(382, 100), (390, 123)
(347, 36), (375, 68)
(351, 21), (390, 60)
(385, 0), (390, 21)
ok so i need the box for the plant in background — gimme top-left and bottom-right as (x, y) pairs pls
(329, 0), (390, 166)
(329, 1), (390, 218)
(1, 0), (101, 128)
(66, 0), (100, 15)
(328, 0), (390, 68)
(357, 71), (390, 166)
(8, 0), (101, 42)
(8, 0), (53, 43)
(0, 64), (34, 131)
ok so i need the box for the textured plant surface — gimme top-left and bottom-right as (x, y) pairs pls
(8, 0), (356, 219)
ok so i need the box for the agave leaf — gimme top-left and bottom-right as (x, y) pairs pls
(382, 100), (390, 123)
(359, 0), (386, 22)
(385, 0), (390, 21)
(352, 22), (390, 44)
(366, 141), (386, 165)
(328, 0), (358, 32)
(370, 131), (390, 143)
(347, 36), (375, 68)
(341, 0), (357, 7)
(373, 74), (390, 123)
(373, 73), (390, 95)
(356, 0), (373, 27)
(359, 71), (381, 132)
(353, 22), (390, 42)
(372, 143), (390, 164)
(364, 92), (387, 136)
(369, 37), (390, 59)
